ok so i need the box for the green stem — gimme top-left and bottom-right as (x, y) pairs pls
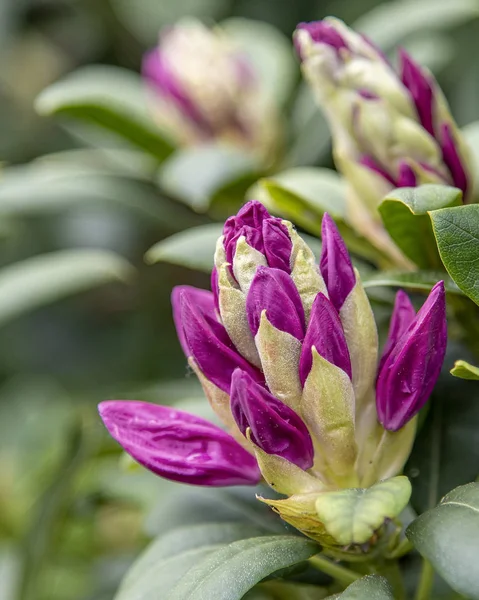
(388, 537), (414, 559)
(381, 560), (406, 600)
(309, 554), (361, 587)
(415, 560), (434, 600)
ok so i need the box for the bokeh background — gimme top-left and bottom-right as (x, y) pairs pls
(2, 0), (479, 599)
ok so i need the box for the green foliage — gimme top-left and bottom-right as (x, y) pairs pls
(430, 204), (479, 305)
(407, 483), (479, 599)
(36, 66), (175, 162)
(337, 575), (394, 599)
(378, 185), (462, 269)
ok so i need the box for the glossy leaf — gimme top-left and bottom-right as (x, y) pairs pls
(430, 204), (479, 305)
(115, 523), (266, 600)
(255, 168), (385, 264)
(338, 575), (394, 599)
(159, 144), (260, 212)
(167, 535), (320, 600)
(0, 249), (133, 326)
(407, 483), (479, 599)
(450, 360), (479, 380)
(362, 271), (462, 295)
(378, 185), (462, 269)
(315, 477), (412, 545)
(35, 66), (175, 161)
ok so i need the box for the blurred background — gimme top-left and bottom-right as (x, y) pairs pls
(1, 0), (479, 599)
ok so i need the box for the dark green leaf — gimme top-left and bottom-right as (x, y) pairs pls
(116, 523), (266, 600)
(167, 535), (320, 600)
(36, 66), (175, 161)
(450, 359), (479, 380)
(430, 204), (479, 305)
(159, 144), (259, 213)
(407, 483), (479, 599)
(338, 575), (394, 599)
(362, 271), (463, 295)
(378, 185), (462, 268)
(0, 249), (133, 326)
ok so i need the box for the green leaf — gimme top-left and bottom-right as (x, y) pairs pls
(145, 224), (221, 272)
(430, 204), (479, 305)
(35, 66), (175, 161)
(338, 575), (394, 599)
(362, 271), (463, 295)
(315, 476), (412, 545)
(406, 483), (479, 600)
(159, 144), (260, 213)
(0, 164), (203, 228)
(0, 249), (133, 326)
(166, 535), (319, 600)
(450, 359), (479, 380)
(145, 224), (322, 273)
(255, 168), (385, 264)
(378, 185), (462, 269)
(115, 523), (266, 600)
(354, 0), (479, 51)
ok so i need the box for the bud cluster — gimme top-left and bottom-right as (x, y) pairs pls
(99, 201), (447, 546)
(294, 18), (473, 214)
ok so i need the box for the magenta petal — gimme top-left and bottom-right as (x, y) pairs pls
(171, 285), (216, 357)
(295, 21), (348, 54)
(440, 123), (468, 197)
(299, 292), (352, 385)
(246, 266), (305, 340)
(142, 49), (212, 135)
(378, 289), (416, 373)
(399, 49), (434, 137)
(224, 225), (264, 266)
(397, 162), (417, 187)
(320, 214), (356, 312)
(211, 267), (220, 315)
(230, 370), (314, 470)
(180, 289), (263, 393)
(376, 281), (447, 431)
(262, 219), (292, 272)
(99, 400), (261, 486)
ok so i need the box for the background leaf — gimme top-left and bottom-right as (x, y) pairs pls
(0, 249), (133, 326)
(378, 185), (462, 268)
(36, 66), (175, 161)
(362, 271), (462, 295)
(430, 204), (479, 305)
(406, 483), (479, 600)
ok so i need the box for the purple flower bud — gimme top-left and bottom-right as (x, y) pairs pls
(378, 289), (416, 373)
(171, 285), (215, 357)
(222, 201), (292, 272)
(262, 219), (292, 272)
(230, 369), (314, 470)
(440, 123), (468, 196)
(397, 162), (417, 187)
(211, 267), (220, 315)
(174, 286), (263, 392)
(246, 266), (305, 340)
(399, 49), (434, 137)
(376, 281), (447, 431)
(99, 400), (261, 486)
(299, 292), (352, 386)
(360, 155), (396, 185)
(320, 214), (356, 312)
(295, 21), (348, 57)
(142, 49), (212, 136)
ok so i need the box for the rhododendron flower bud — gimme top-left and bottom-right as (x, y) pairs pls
(142, 19), (279, 160)
(376, 282), (447, 431)
(99, 202), (448, 551)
